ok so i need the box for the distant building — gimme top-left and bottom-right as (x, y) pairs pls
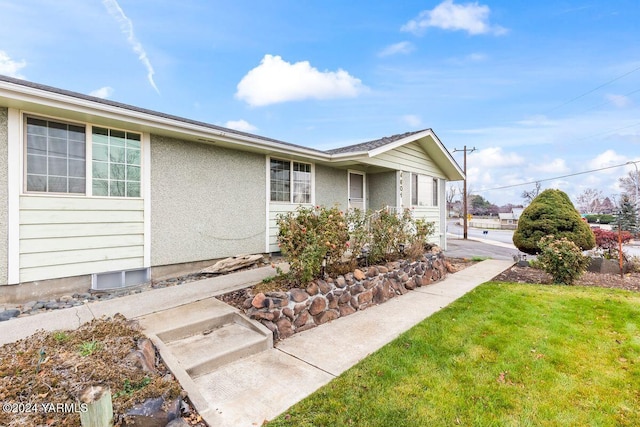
(498, 207), (524, 230)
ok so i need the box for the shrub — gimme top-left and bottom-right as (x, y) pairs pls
(592, 228), (633, 259)
(536, 235), (590, 285)
(276, 206), (350, 283)
(277, 205), (436, 283)
(513, 189), (596, 255)
(584, 214), (615, 224)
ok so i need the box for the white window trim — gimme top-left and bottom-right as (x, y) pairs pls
(267, 156), (314, 204)
(410, 172), (439, 208)
(7, 108), (21, 284)
(20, 112), (145, 199)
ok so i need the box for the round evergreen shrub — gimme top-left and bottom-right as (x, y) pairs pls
(513, 189), (596, 255)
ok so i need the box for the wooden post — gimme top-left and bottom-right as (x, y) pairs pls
(618, 218), (624, 278)
(80, 385), (113, 427)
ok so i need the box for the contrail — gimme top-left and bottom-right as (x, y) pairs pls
(102, 0), (159, 94)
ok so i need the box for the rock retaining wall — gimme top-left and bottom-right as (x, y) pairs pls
(245, 252), (452, 340)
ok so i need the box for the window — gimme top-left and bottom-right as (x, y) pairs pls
(24, 115), (142, 198)
(26, 117), (86, 193)
(411, 173), (438, 207)
(270, 158), (311, 203)
(92, 127), (141, 197)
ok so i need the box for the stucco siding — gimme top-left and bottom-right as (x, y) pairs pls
(0, 108), (7, 284)
(315, 164), (348, 208)
(150, 136), (265, 265)
(18, 195), (144, 282)
(367, 142), (446, 177)
(367, 171), (396, 211)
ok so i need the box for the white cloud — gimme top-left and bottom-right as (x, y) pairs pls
(468, 147), (525, 169)
(527, 158), (570, 174)
(102, 0), (159, 94)
(402, 114), (422, 127)
(401, 0), (507, 36)
(224, 119), (257, 132)
(378, 41), (415, 57)
(235, 55), (367, 107)
(588, 150), (628, 172)
(605, 93), (632, 108)
(89, 86), (114, 99)
(0, 50), (26, 78)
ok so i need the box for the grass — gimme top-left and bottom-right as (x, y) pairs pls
(77, 340), (103, 357)
(267, 283), (640, 427)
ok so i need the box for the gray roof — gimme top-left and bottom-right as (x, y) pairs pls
(326, 129), (429, 154)
(0, 74), (328, 154)
(0, 74), (439, 158)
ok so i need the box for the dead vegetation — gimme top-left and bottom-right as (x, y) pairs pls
(0, 314), (201, 427)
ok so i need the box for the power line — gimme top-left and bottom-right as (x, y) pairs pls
(477, 161), (635, 193)
(545, 63), (640, 114)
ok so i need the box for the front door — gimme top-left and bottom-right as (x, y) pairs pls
(348, 171), (365, 210)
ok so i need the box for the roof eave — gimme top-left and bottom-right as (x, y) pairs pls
(0, 78), (332, 162)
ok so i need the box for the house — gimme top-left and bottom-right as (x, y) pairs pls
(498, 207), (524, 230)
(0, 75), (464, 303)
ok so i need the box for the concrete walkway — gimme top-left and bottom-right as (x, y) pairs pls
(0, 258), (513, 426)
(207, 259), (512, 426)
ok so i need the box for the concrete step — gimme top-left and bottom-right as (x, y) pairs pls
(136, 297), (274, 426)
(164, 321), (270, 377)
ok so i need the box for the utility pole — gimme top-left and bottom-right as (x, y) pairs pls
(453, 146), (476, 239)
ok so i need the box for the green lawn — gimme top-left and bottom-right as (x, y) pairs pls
(267, 283), (640, 427)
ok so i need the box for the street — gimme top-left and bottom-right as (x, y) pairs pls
(446, 219), (640, 258)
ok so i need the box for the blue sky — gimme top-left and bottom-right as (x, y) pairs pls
(1, 0), (639, 206)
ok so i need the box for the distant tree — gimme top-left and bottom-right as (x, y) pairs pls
(614, 194), (638, 235)
(468, 194), (498, 215)
(575, 188), (603, 213)
(521, 181), (541, 205)
(619, 169), (639, 206)
(513, 189), (596, 255)
(446, 185), (457, 217)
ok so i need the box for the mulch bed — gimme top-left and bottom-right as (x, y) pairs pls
(492, 265), (640, 292)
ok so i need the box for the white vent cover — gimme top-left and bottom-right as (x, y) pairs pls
(91, 268), (150, 291)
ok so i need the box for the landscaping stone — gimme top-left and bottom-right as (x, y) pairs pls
(314, 310), (339, 325)
(282, 307), (294, 320)
(289, 288), (309, 302)
(276, 318), (294, 339)
(247, 251), (450, 340)
(317, 279), (331, 294)
(0, 309), (20, 322)
(251, 293), (266, 309)
(338, 291), (352, 304)
(293, 310), (309, 328)
(308, 297), (327, 315)
(306, 282), (319, 295)
(123, 397), (181, 427)
(339, 305), (356, 317)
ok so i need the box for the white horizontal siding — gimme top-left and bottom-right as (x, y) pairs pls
(19, 195), (144, 282)
(20, 258), (144, 284)
(268, 203), (305, 252)
(412, 206), (441, 245)
(368, 142), (443, 177)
